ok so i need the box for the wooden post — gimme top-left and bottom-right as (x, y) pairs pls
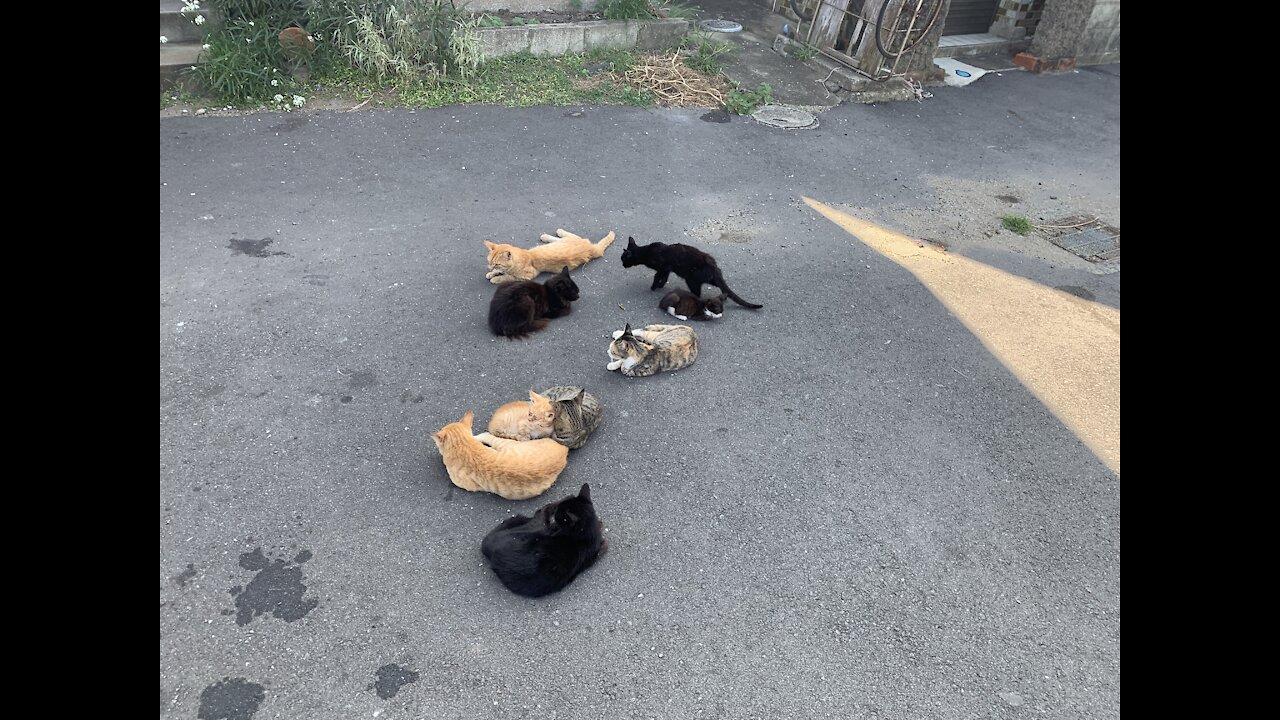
(811, 0), (854, 49)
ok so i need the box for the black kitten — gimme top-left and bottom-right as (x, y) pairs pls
(480, 483), (607, 598)
(620, 237), (763, 309)
(659, 289), (725, 320)
(487, 266), (579, 338)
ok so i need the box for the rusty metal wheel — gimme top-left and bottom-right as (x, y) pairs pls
(875, 0), (945, 58)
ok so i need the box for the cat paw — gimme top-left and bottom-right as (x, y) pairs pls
(675, 314), (688, 321)
(606, 360), (623, 371)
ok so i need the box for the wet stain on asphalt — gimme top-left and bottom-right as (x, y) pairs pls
(173, 563), (197, 587)
(228, 238), (288, 258)
(1055, 285), (1096, 301)
(229, 548), (318, 626)
(270, 114), (307, 133)
(344, 369), (378, 390)
(198, 677), (265, 720)
(371, 664), (419, 699)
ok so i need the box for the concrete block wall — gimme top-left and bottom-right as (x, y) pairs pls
(989, 0), (1036, 40)
(475, 18), (686, 59)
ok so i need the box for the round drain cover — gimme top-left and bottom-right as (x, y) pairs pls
(700, 19), (743, 32)
(751, 104), (818, 129)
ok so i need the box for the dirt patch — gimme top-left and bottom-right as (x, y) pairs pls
(827, 175), (1121, 274)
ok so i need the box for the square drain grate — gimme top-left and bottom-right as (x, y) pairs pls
(1038, 215), (1120, 262)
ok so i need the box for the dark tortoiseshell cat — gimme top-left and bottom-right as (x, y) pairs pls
(659, 289), (725, 320)
(487, 266), (579, 339)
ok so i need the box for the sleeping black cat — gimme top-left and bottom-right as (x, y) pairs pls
(480, 483), (607, 598)
(487, 266), (579, 338)
(620, 237), (763, 309)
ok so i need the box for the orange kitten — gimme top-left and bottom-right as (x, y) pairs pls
(488, 390), (556, 441)
(432, 411), (568, 500)
(484, 228), (616, 283)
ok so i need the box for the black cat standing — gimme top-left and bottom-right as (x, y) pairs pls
(481, 483), (608, 598)
(620, 237), (763, 309)
(487, 266), (579, 338)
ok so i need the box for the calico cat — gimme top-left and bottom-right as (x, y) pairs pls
(432, 411), (569, 500)
(659, 289), (725, 320)
(488, 390), (557, 441)
(605, 323), (698, 377)
(480, 483), (607, 598)
(485, 228), (616, 283)
(487, 266), (579, 339)
(620, 237), (763, 309)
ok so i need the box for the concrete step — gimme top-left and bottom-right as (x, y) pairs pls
(160, 42), (204, 92)
(161, 1), (219, 92)
(935, 33), (1015, 58)
(160, 1), (215, 44)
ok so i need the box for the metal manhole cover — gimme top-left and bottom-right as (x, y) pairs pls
(700, 19), (743, 32)
(751, 104), (818, 129)
(1038, 215), (1120, 263)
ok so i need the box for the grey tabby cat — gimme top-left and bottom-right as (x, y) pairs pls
(605, 323), (699, 377)
(540, 386), (603, 450)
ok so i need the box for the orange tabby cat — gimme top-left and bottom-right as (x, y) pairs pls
(432, 411), (569, 500)
(488, 390), (556, 441)
(484, 228), (617, 283)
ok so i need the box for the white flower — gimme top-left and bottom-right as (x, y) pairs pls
(273, 94), (285, 103)
(202, 43), (211, 51)
(292, 95), (305, 107)
(246, 38), (252, 43)
(271, 79), (279, 86)
(194, 14), (205, 25)
(160, 35), (169, 43)
(248, 21), (255, 26)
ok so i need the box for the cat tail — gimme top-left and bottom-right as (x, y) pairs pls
(713, 271), (763, 309)
(593, 231), (617, 254)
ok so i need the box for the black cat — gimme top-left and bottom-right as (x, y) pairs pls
(659, 289), (725, 320)
(480, 483), (607, 598)
(487, 266), (579, 338)
(620, 237), (763, 309)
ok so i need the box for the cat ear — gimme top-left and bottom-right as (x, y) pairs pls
(500, 251), (511, 261)
(460, 410), (474, 427)
(622, 323), (633, 336)
(484, 240), (496, 250)
(626, 237), (637, 247)
(579, 483), (591, 500)
(560, 266), (570, 277)
(528, 389), (542, 402)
